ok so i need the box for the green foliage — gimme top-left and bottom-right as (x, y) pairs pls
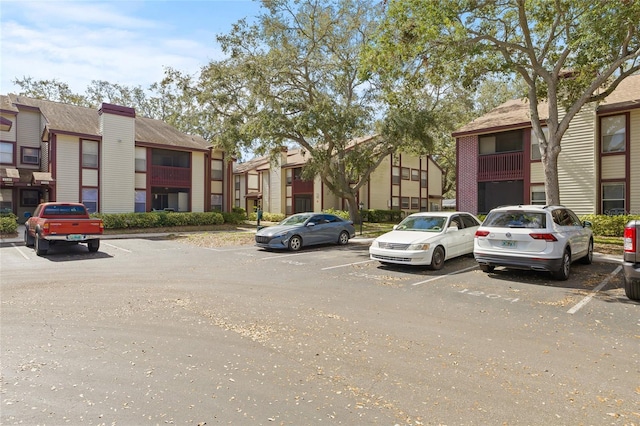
(580, 214), (640, 238)
(363, 209), (404, 223)
(93, 212), (224, 230)
(0, 216), (18, 234)
(221, 211), (247, 225)
(248, 211), (285, 223)
(322, 209), (350, 220)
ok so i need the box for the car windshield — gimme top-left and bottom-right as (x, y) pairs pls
(483, 211), (546, 229)
(279, 214), (311, 226)
(395, 216), (446, 232)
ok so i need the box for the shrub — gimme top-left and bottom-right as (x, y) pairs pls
(365, 209), (404, 223)
(0, 216), (18, 234)
(93, 211), (223, 229)
(322, 208), (350, 220)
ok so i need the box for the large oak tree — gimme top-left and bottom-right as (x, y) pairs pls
(367, 0), (640, 205)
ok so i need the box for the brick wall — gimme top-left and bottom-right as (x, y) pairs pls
(456, 136), (478, 214)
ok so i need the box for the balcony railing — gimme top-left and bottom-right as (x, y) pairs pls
(478, 151), (524, 181)
(151, 165), (191, 187)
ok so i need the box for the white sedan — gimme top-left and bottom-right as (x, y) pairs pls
(369, 212), (482, 270)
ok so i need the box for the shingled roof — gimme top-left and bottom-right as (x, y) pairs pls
(2, 94), (210, 151)
(453, 73), (640, 137)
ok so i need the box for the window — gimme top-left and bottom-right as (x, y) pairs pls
(0, 189), (12, 212)
(411, 169), (419, 181)
(530, 185), (546, 205)
(21, 147), (40, 165)
(211, 194), (223, 211)
(82, 188), (98, 213)
(602, 183), (625, 214)
(601, 115), (626, 153)
(234, 175), (241, 190)
(391, 197), (400, 210)
(135, 147), (146, 172)
(211, 159), (223, 180)
(420, 171), (427, 188)
(392, 166), (400, 185)
(420, 198), (427, 211)
(135, 190), (146, 213)
(401, 167), (410, 180)
(21, 189), (39, 207)
(530, 127), (548, 161)
(1, 142), (14, 164)
(410, 197), (419, 210)
(286, 169), (292, 185)
(401, 197), (410, 209)
(479, 130), (523, 155)
(82, 140), (99, 168)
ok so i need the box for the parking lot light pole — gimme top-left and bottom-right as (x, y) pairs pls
(359, 202), (364, 236)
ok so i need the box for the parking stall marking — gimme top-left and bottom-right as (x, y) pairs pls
(11, 243), (30, 260)
(458, 288), (520, 303)
(411, 265), (478, 286)
(103, 242), (132, 253)
(322, 260), (374, 270)
(567, 265), (622, 314)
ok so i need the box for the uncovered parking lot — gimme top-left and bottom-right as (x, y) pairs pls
(1, 236), (638, 425)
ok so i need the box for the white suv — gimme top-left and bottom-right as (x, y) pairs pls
(474, 205), (593, 280)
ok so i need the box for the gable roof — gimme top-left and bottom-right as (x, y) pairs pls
(453, 73), (640, 137)
(2, 94), (210, 151)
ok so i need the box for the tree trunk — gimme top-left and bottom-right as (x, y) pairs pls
(344, 192), (361, 224)
(542, 137), (561, 206)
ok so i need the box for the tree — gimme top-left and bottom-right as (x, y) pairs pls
(367, 0), (640, 205)
(198, 0), (430, 222)
(12, 77), (90, 106)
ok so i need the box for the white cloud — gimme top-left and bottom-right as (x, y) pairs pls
(0, 1), (226, 95)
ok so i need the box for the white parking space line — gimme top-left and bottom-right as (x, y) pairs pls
(411, 265), (478, 286)
(103, 242), (132, 253)
(260, 252), (307, 260)
(567, 265), (622, 314)
(12, 243), (30, 260)
(322, 260), (374, 270)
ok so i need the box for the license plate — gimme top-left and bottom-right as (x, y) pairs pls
(67, 234), (84, 241)
(501, 240), (517, 248)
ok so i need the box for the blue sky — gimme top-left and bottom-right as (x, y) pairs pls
(0, 0), (264, 95)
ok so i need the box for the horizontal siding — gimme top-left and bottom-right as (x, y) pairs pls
(630, 110), (640, 213)
(530, 162), (544, 183)
(135, 173), (146, 189)
(191, 152), (205, 212)
(101, 114), (135, 213)
(557, 106), (596, 215)
(369, 157), (391, 210)
(56, 135), (80, 202)
(428, 157), (442, 198)
(601, 155), (626, 180)
(16, 110), (41, 169)
(1, 113), (16, 141)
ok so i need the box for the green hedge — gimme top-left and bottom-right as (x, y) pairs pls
(92, 211), (224, 230)
(580, 214), (640, 237)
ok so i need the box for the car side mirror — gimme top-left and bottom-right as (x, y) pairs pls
(392, 225), (399, 230)
(307, 222), (315, 227)
(583, 220), (592, 228)
(447, 226), (459, 232)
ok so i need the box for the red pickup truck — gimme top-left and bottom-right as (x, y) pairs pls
(24, 202), (104, 256)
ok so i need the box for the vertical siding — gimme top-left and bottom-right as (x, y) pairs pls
(457, 136), (478, 214)
(56, 135), (80, 202)
(100, 113), (135, 213)
(557, 105), (596, 215)
(629, 110), (640, 213)
(191, 152), (205, 212)
(428, 157), (443, 198)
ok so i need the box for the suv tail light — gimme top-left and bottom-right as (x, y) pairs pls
(475, 230), (490, 237)
(529, 233), (558, 242)
(624, 226), (636, 253)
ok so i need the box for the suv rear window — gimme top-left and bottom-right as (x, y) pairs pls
(43, 205), (87, 215)
(483, 211), (546, 229)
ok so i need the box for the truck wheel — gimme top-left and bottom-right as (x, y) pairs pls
(35, 236), (48, 256)
(24, 229), (35, 247)
(624, 275), (640, 301)
(88, 239), (100, 252)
